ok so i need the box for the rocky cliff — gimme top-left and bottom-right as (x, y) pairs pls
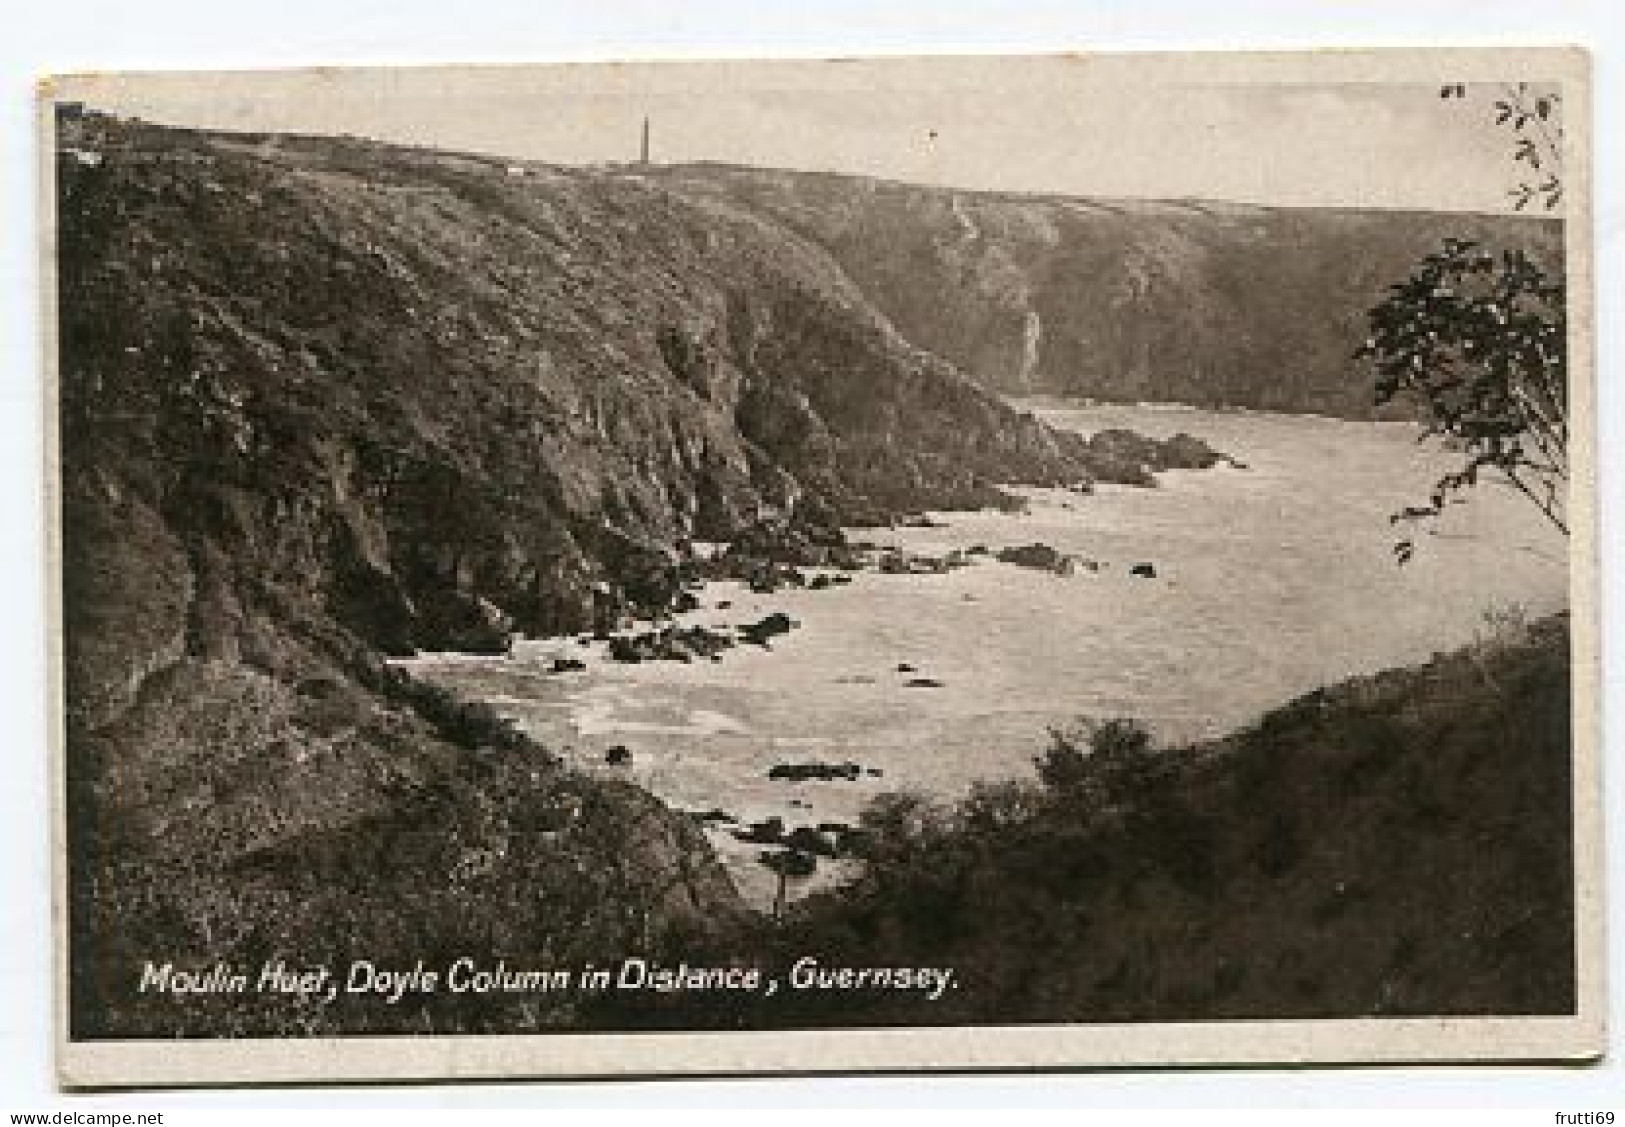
(59, 115), (1164, 663)
(55, 111), (1188, 1035)
(653, 164), (1563, 416)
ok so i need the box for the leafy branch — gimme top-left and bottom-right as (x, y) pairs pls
(1358, 237), (1568, 559)
(1440, 82), (1564, 212)
(1359, 82), (1569, 563)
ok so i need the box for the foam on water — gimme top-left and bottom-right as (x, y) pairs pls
(408, 403), (1569, 906)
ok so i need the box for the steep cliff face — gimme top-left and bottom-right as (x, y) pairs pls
(654, 164), (1563, 416)
(59, 116), (1115, 662)
(57, 113), (1147, 1035)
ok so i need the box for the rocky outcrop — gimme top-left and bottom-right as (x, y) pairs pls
(996, 543), (1076, 576)
(1086, 429), (1230, 483)
(608, 624), (734, 663)
(737, 612), (798, 648)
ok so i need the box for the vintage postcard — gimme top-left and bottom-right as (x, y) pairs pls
(44, 48), (1601, 1087)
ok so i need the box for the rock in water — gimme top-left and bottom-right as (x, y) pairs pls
(738, 612), (797, 647)
(997, 543), (1076, 576)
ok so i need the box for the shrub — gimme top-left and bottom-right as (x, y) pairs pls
(378, 667), (540, 755)
(961, 778), (1045, 835)
(851, 791), (950, 869)
(1477, 600), (1532, 649)
(1034, 718), (1155, 798)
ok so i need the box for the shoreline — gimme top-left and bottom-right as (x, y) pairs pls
(402, 406), (1568, 911)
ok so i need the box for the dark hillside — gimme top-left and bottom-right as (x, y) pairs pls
(56, 111), (1172, 1036)
(59, 115), (1143, 658)
(600, 615), (1574, 1027)
(797, 615), (1573, 1022)
(655, 164), (1563, 416)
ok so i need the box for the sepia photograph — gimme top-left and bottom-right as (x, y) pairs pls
(43, 48), (1601, 1086)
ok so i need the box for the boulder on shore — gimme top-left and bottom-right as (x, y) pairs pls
(1160, 432), (1228, 470)
(997, 542), (1076, 576)
(738, 612), (798, 647)
(758, 848), (818, 879)
(733, 816), (786, 845)
(784, 826), (839, 857)
(767, 760), (864, 782)
(689, 808), (737, 825)
(609, 624), (735, 663)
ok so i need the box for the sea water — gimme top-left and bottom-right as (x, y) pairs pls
(407, 403), (1569, 906)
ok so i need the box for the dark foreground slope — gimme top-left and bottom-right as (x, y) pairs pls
(655, 164), (1563, 416)
(598, 616), (1574, 1028)
(58, 112), (1185, 1036)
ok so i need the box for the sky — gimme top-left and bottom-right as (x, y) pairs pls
(60, 55), (1565, 214)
